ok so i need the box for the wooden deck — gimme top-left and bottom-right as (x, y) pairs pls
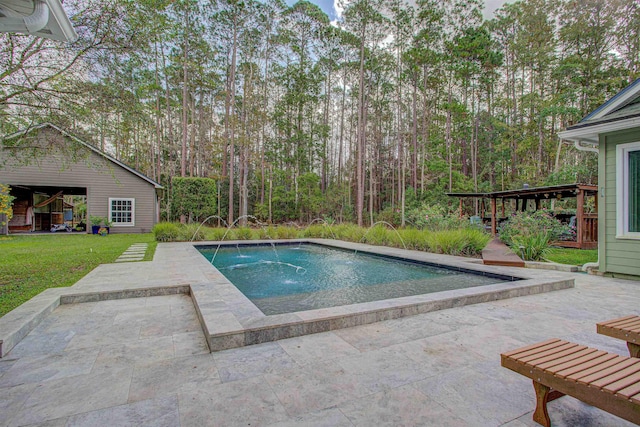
(481, 238), (525, 268)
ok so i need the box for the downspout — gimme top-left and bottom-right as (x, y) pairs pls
(0, 1), (49, 33)
(572, 138), (600, 273)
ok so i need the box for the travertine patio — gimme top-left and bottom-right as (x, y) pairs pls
(0, 242), (637, 426)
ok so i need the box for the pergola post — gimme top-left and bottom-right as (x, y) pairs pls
(577, 188), (585, 248)
(491, 197), (497, 236)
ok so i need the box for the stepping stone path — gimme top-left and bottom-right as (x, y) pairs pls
(115, 243), (148, 263)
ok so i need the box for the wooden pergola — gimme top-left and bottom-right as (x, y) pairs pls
(447, 183), (598, 250)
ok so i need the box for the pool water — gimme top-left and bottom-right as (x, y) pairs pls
(198, 243), (513, 315)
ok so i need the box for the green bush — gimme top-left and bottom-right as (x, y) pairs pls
(499, 211), (569, 260)
(499, 211), (569, 246)
(300, 224), (337, 239)
(235, 227), (253, 240)
(333, 223), (365, 242)
(398, 229), (427, 250)
(206, 227), (229, 241)
(276, 226), (299, 239)
(374, 206), (402, 227)
(149, 221), (489, 258)
(179, 223), (205, 241)
(464, 228), (492, 254)
(406, 204), (468, 230)
(171, 177), (217, 222)
(424, 228), (490, 257)
(512, 233), (551, 261)
(152, 222), (180, 242)
(361, 225), (390, 246)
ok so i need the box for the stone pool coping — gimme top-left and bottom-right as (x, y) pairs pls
(0, 239), (574, 356)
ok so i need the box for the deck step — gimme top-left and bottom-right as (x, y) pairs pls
(481, 238), (525, 267)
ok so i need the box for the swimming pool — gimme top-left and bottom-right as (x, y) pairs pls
(198, 243), (518, 315)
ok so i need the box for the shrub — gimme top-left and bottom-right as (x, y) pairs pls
(423, 228), (490, 257)
(374, 206), (402, 227)
(1, 183), (15, 229)
(499, 211), (570, 260)
(152, 222), (180, 242)
(512, 233), (551, 261)
(205, 227), (229, 241)
(235, 227), (253, 240)
(464, 228), (492, 255)
(398, 229), (428, 250)
(426, 230), (466, 255)
(333, 223), (365, 242)
(301, 224), (337, 239)
(361, 225), (391, 246)
(170, 177), (217, 222)
(406, 204), (468, 231)
(179, 223), (205, 241)
(276, 226), (299, 239)
(499, 210), (569, 246)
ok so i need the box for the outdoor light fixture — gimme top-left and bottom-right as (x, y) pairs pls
(0, 0), (77, 42)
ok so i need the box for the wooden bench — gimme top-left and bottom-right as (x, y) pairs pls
(501, 338), (640, 426)
(597, 315), (640, 358)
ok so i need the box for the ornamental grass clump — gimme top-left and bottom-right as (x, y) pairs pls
(397, 228), (427, 250)
(152, 222), (180, 242)
(276, 225), (299, 239)
(512, 233), (551, 261)
(333, 223), (365, 242)
(179, 223), (206, 241)
(361, 224), (391, 246)
(234, 226), (253, 240)
(300, 224), (335, 239)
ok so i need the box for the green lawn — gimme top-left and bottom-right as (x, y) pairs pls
(0, 233), (157, 317)
(545, 248), (598, 266)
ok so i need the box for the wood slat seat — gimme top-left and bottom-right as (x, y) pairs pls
(501, 338), (640, 426)
(597, 315), (640, 357)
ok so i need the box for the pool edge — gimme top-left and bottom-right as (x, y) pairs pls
(191, 239), (575, 352)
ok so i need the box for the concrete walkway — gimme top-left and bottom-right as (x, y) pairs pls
(1, 244), (639, 426)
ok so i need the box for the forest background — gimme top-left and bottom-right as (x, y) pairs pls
(1, 0), (638, 227)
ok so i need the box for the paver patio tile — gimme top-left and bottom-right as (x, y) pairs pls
(278, 331), (360, 365)
(339, 384), (471, 427)
(10, 367), (133, 426)
(264, 407), (353, 427)
(68, 394), (179, 426)
(91, 335), (175, 372)
(128, 354), (219, 402)
(412, 366), (531, 426)
(333, 322), (412, 351)
(513, 396), (637, 426)
(263, 360), (373, 417)
(0, 382), (38, 426)
(336, 348), (430, 393)
(6, 330), (76, 358)
(178, 375), (289, 426)
(173, 330), (210, 357)
(0, 347), (100, 387)
(213, 341), (299, 383)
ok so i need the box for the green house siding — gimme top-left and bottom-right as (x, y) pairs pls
(600, 126), (640, 277)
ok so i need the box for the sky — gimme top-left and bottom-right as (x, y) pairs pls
(290, 0), (512, 22)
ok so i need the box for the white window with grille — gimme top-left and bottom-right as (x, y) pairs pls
(617, 141), (640, 239)
(108, 198), (135, 226)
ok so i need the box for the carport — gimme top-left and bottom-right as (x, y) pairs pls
(7, 185), (86, 232)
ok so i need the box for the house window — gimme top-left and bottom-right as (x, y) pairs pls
(108, 198), (134, 226)
(616, 141), (640, 238)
